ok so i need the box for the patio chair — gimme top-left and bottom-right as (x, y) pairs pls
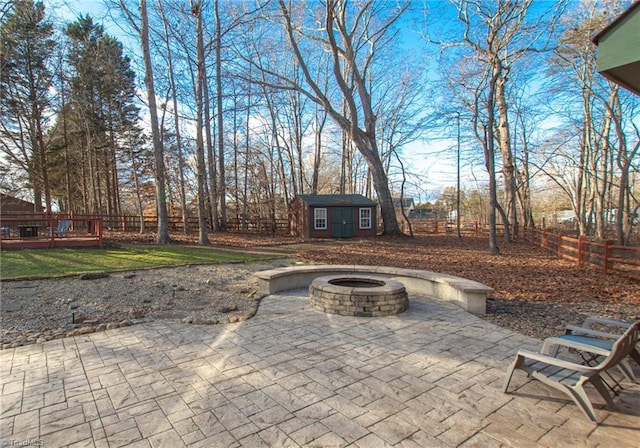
(541, 318), (640, 385)
(503, 321), (640, 423)
(567, 317), (640, 370)
(565, 317), (640, 365)
(55, 219), (72, 237)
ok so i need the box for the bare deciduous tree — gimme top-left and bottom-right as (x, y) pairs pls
(117, 0), (170, 242)
(157, 0), (189, 235)
(264, 0), (407, 235)
(191, 0), (209, 245)
(543, 0), (639, 245)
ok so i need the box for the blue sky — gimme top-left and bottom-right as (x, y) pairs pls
(40, 0), (585, 202)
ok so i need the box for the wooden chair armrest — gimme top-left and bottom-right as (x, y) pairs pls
(565, 325), (621, 339)
(583, 317), (631, 330)
(541, 337), (609, 357)
(516, 350), (597, 373)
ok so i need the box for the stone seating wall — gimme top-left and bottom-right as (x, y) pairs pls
(254, 264), (494, 314)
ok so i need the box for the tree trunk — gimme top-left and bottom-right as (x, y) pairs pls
(158, 0), (189, 235)
(355, 133), (399, 235)
(32, 100), (52, 213)
(260, 83), (290, 205)
(106, 126), (116, 215)
(203, 66), (219, 231)
(214, 0), (227, 230)
(514, 114), (534, 228)
(128, 134), (145, 233)
(494, 69), (514, 243)
(483, 65), (500, 254)
(291, 89), (305, 194)
(232, 88), (240, 225)
(340, 129), (349, 194)
(59, 65), (73, 211)
(594, 90), (615, 240)
(612, 90), (639, 246)
(140, 0), (169, 243)
(242, 76), (252, 233)
(311, 103), (327, 194)
(193, 1), (209, 245)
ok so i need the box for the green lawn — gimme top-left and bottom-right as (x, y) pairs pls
(0, 245), (275, 280)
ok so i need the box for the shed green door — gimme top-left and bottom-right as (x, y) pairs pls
(331, 208), (354, 238)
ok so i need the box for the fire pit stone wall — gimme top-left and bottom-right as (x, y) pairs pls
(309, 275), (408, 317)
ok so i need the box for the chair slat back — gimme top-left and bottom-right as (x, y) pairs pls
(56, 220), (71, 235)
(596, 321), (640, 371)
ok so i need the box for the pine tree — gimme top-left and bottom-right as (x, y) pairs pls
(0, 0), (55, 211)
(52, 15), (140, 214)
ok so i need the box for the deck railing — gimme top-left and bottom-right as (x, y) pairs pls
(0, 213), (103, 249)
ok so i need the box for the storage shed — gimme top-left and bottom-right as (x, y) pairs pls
(290, 194), (377, 238)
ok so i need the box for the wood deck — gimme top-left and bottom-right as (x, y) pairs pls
(0, 236), (102, 250)
(0, 214), (103, 250)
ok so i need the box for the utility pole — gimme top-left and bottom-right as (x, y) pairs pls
(456, 112), (462, 238)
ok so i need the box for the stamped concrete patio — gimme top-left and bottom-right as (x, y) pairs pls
(1, 290), (639, 447)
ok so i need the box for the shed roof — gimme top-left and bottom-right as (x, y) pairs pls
(592, 2), (640, 45)
(296, 194), (377, 207)
(592, 2), (640, 96)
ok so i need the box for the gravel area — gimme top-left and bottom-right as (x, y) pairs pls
(1, 259), (638, 349)
(0, 260), (291, 349)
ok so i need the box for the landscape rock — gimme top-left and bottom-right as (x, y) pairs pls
(219, 304), (238, 313)
(78, 272), (110, 280)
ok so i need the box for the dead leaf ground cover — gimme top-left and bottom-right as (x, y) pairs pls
(105, 231), (640, 339)
(296, 235), (639, 306)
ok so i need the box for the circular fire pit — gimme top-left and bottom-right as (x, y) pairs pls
(309, 275), (408, 317)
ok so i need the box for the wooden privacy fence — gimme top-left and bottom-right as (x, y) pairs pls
(100, 214), (291, 234)
(407, 220), (506, 237)
(522, 227), (640, 281)
(104, 216), (496, 237)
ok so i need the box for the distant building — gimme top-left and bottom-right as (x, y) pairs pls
(555, 210), (575, 224)
(392, 197), (415, 223)
(290, 194), (377, 238)
(407, 207), (448, 220)
(0, 193), (35, 214)
(392, 197), (415, 213)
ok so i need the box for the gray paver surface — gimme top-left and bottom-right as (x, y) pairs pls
(1, 290), (639, 447)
